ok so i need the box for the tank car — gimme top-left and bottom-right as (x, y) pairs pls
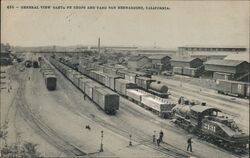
(172, 101), (249, 153)
(148, 81), (169, 98)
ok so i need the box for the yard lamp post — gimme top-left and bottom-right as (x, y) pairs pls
(129, 134), (132, 146)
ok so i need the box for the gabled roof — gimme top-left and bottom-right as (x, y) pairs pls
(205, 59), (247, 67)
(129, 55), (148, 61)
(170, 57), (200, 62)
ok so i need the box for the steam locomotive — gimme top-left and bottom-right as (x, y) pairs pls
(171, 97), (249, 153)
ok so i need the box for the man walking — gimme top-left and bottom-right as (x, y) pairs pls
(187, 137), (193, 152)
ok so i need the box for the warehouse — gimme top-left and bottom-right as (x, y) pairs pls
(204, 59), (249, 81)
(127, 55), (151, 71)
(148, 55), (171, 71)
(170, 57), (203, 68)
(178, 45), (247, 57)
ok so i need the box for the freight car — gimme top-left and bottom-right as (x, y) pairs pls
(148, 82), (169, 98)
(216, 79), (249, 98)
(49, 57), (120, 115)
(93, 87), (119, 114)
(40, 59), (57, 90)
(44, 74), (57, 90)
(126, 89), (175, 118)
(172, 103), (249, 153)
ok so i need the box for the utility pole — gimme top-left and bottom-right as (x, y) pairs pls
(100, 130), (104, 152)
(98, 37), (100, 54)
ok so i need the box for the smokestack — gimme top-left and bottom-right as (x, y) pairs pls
(98, 37), (100, 53)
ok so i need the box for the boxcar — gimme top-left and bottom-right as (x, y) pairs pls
(93, 87), (119, 114)
(45, 74), (57, 90)
(135, 76), (156, 90)
(216, 80), (249, 98)
(84, 82), (102, 99)
(173, 67), (183, 75)
(125, 73), (137, 83)
(104, 74), (121, 90)
(115, 79), (137, 96)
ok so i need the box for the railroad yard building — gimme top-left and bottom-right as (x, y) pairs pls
(178, 46), (247, 61)
(127, 55), (151, 71)
(170, 57), (203, 68)
(147, 55), (172, 72)
(204, 59), (250, 81)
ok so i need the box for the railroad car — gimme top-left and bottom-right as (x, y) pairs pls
(148, 82), (169, 98)
(79, 78), (93, 92)
(104, 74), (121, 90)
(141, 95), (176, 118)
(84, 82), (103, 99)
(216, 79), (249, 98)
(172, 103), (249, 152)
(135, 76), (156, 90)
(116, 69), (127, 78)
(182, 67), (197, 77)
(49, 57), (120, 115)
(126, 89), (151, 103)
(125, 73), (137, 83)
(115, 79), (137, 96)
(92, 87), (119, 114)
(173, 67), (183, 75)
(44, 74), (57, 90)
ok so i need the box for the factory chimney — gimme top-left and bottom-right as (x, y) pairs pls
(98, 37), (100, 53)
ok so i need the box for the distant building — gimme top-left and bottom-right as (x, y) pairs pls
(170, 57), (203, 68)
(148, 55), (171, 72)
(127, 55), (151, 71)
(178, 46), (247, 60)
(224, 52), (249, 62)
(204, 59), (249, 81)
(0, 50), (12, 66)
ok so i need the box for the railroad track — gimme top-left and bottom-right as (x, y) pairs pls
(48, 57), (248, 158)
(14, 68), (88, 157)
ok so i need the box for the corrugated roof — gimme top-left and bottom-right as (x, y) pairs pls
(205, 60), (246, 67)
(170, 57), (198, 62)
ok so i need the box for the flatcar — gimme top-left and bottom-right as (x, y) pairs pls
(172, 103), (249, 152)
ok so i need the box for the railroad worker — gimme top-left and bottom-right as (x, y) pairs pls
(153, 130), (156, 143)
(159, 130), (164, 143)
(187, 137), (193, 152)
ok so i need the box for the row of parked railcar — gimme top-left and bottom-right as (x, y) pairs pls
(40, 59), (57, 90)
(76, 62), (176, 118)
(49, 57), (119, 115)
(216, 79), (249, 98)
(173, 66), (200, 77)
(78, 64), (169, 98)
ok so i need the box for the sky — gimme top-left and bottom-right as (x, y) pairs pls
(1, 0), (249, 49)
